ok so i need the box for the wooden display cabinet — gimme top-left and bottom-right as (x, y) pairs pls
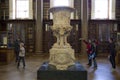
(0, 23), (14, 65)
(0, 48), (14, 65)
(116, 33), (120, 65)
(0, 30), (14, 65)
(25, 23), (35, 53)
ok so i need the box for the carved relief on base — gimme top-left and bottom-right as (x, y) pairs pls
(49, 47), (75, 70)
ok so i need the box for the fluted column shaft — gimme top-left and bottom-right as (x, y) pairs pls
(81, 0), (88, 54)
(35, 0), (43, 54)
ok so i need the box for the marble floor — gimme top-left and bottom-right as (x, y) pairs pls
(0, 54), (120, 80)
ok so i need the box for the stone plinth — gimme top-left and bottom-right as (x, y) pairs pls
(37, 62), (87, 80)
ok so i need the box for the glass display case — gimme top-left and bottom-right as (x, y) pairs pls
(117, 32), (120, 41)
(0, 24), (14, 48)
(116, 32), (120, 51)
(116, 32), (120, 65)
(0, 31), (7, 48)
(0, 23), (14, 64)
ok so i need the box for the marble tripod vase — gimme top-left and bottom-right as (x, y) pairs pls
(49, 7), (76, 70)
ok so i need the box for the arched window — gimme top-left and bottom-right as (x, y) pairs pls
(9, 0), (33, 19)
(91, 0), (116, 19)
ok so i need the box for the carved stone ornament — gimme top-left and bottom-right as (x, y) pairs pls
(49, 7), (75, 70)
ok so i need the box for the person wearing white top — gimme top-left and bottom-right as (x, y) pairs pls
(17, 41), (25, 69)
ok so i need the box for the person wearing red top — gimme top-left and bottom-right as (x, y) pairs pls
(83, 39), (92, 66)
(83, 40), (92, 54)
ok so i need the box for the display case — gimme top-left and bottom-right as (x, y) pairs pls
(0, 48), (14, 64)
(0, 23), (14, 65)
(116, 32), (120, 65)
(0, 31), (7, 48)
(25, 23), (35, 53)
(117, 33), (120, 41)
(0, 24), (14, 48)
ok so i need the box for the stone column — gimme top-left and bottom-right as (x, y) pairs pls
(81, 0), (88, 54)
(35, 0), (43, 54)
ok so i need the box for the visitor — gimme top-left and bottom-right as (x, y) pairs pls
(17, 41), (26, 69)
(14, 39), (20, 63)
(90, 40), (97, 68)
(108, 38), (116, 70)
(80, 38), (92, 66)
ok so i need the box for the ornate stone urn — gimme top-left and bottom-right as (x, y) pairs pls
(49, 7), (75, 70)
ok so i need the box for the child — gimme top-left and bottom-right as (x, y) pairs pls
(17, 41), (25, 69)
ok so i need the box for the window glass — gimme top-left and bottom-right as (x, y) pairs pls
(16, 0), (29, 19)
(50, 0), (74, 19)
(91, 0), (115, 19)
(9, 0), (33, 19)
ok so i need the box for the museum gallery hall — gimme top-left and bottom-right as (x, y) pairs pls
(0, 0), (120, 80)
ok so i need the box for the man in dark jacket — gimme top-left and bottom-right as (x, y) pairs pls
(108, 38), (116, 69)
(91, 40), (97, 68)
(14, 39), (20, 62)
